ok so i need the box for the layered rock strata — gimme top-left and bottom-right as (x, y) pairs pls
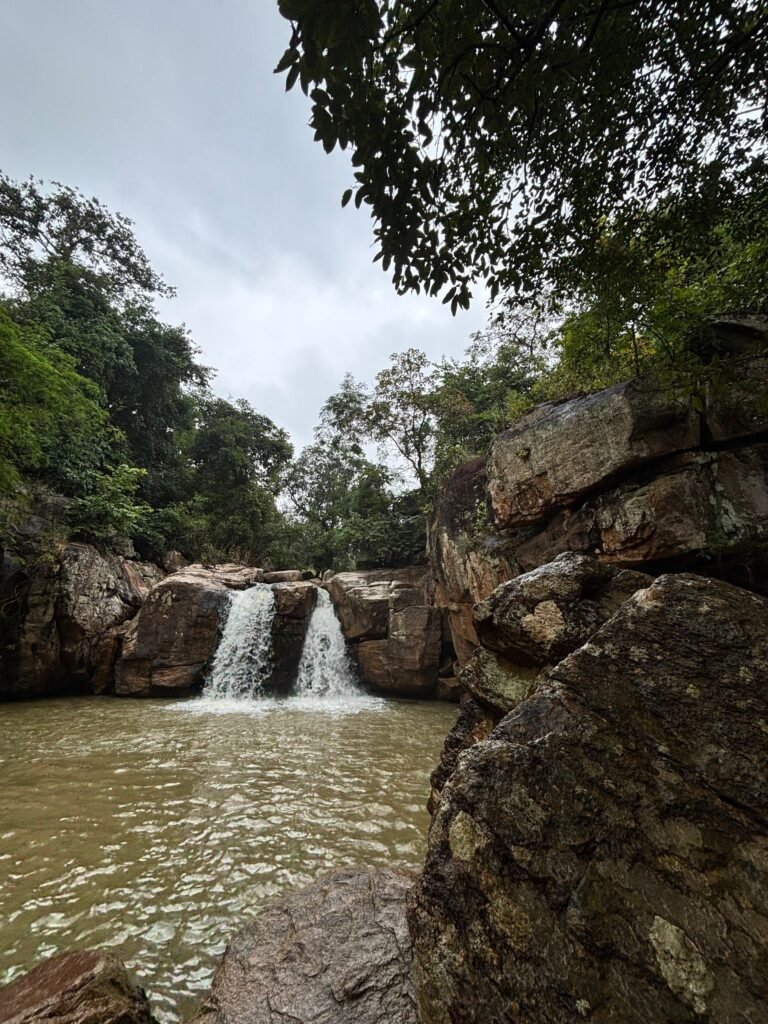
(431, 358), (768, 670)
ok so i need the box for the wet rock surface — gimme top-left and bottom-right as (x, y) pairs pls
(269, 581), (317, 691)
(194, 867), (417, 1024)
(0, 950), (155, 1024)
(409, 573), (768, 1024)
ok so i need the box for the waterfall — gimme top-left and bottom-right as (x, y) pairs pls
(205, 584), (276, 699)
(295, 589), (358, 697)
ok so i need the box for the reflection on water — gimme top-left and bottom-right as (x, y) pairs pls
(0, 695), (455, 1022)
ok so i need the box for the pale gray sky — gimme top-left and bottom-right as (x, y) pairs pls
(0, 0), (486, 448)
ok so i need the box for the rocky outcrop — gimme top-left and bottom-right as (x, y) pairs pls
(0, 543), (163, 700)
(487, 381), (700, 528)
(429, 361), (768, 673)
(515, 446), (768, 573)
(115, 569), (318, 698)
(326, 568), (445, 697)
(409, 572), (768, 1023)
(0, 950), (155, 1024)
(269, 582), (317, 691)
(115, 564), (262, 697)
(194, 867), (417, 1024)
(456, 553), (649, 717)
(474, 552), (650, 666)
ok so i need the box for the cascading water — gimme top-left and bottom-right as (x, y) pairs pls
(204, 584), (276, 699)
(295, 589), (358, 697)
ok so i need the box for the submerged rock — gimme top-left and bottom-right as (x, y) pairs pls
(0, 950), (155, 1024)
(195, 867), (416, 1024)
(410, 573), (768, 1023)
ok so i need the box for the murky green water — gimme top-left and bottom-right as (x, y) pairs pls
(0, 694), (455, 1022)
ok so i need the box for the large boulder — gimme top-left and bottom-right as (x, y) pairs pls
(327, 568), (443, 697)
(115, 564), (262, 697)
(194, 867), (417, 1024)
(474, 551), (650, 666)
(410, 573), (768, 1023)
(458, 553), (649, 716)
(0, 543), (162, 700)
(487, 381), (700, 530)
(326, 569), (415, 641)
(0, 950), (155, 1024)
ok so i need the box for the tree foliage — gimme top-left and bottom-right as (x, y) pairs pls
(277, 0), (768, 308)
(0, 173), (293, 566)
(0, 310), (113, 494)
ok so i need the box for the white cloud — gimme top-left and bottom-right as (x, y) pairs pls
(0, 0), (487, 449)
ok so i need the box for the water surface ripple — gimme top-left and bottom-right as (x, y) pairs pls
(0, 695), (456, 1022)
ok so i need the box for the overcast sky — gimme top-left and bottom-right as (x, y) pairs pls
(0, 0), (486, 449)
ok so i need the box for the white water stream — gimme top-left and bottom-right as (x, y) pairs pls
(202, 584), (367, 711)
(295, 589), (358, 697)
(204, 584), (276, 699)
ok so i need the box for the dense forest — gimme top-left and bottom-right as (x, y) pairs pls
(1, 154), (766, 573)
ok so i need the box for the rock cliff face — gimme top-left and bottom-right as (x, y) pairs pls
(0, 543), (163, 700)
(194, 867), (416, 1024)
(431, 359), (768, 670)
(428, 457), (513, 670)
(409, 568), (768, 1024)
(326, 567), (448, 697)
